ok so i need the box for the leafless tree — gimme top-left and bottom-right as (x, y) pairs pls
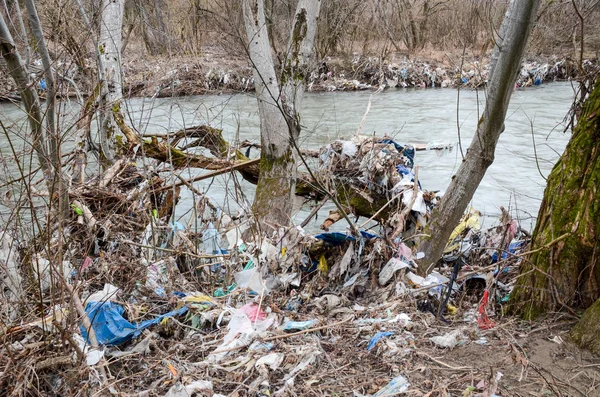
(417, 0), (541, 274)
(0, 10), (56, 198)
(242, 0), (321, 233)
(98, 0), (125, 164)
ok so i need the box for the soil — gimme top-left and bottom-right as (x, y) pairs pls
(79, 291), (600, 396)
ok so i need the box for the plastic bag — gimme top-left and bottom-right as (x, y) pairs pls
(371, 375), (410, 396)
(367, 332), (394, 351)
(81, 301), (187, 346)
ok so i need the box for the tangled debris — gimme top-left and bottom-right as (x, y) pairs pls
(121, 55), (600, 96)
(2, 54), (599, 100)
(1, 129), (599, 397)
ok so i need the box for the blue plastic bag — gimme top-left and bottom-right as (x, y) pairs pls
(378, 139), (415, 167)
(367, 331), (394, 351)
(81, 301), (188, 346)
(314, 231), (378, 246)
(491, 240), (526, 263)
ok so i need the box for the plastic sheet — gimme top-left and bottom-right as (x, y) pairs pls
(430, 329), (463, 349)
(241, 302), (267, 322)
(164, 380), (213, 397)
(379, 258), (410, 286)
(341, 140), (358, 157)
(367, 331), (394, 351)
(81, 301), (187, 346)
(282, 319), (317, 331)
(234, 267), (269, 295)
(314, 231), (378, 246)
(371, 375), (410, 396)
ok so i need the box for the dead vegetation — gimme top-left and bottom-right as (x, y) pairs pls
(1, 120), (599, 396)
(1, 1), (600, 396)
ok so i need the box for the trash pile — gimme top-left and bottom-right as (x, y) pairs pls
(310, 56), (600, 92)
(0, 130), (548, 396)
(314, 135), (432, 230)
(310, 56), (481, 91)
(123, 57), (254, 97)
(0, 56), (86, 101)
(3, 54), (598, 100)
(120, 55), (600, 97)
(514, 59), (593, 88)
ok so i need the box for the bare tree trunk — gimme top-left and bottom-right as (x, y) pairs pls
(98, 0), (124, 165)
(191, 0), (202, 49)
(243, 0), (320, 233)
(281, 0), (321, 120)
(23, 0), (69, 218)
(74, 0), (108, 164)
(417, 0), (540, 274)
(243, 0), (291, 232)
(153, 0), (171, 54)
(121, 0), (138, 54)
(137, 0), (158, 55)
(0, 13), (52, 183)
(135, 0), (170, 55)
(6, 0), (30, 65)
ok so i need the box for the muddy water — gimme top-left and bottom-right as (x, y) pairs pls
(0, 83), (575, 232)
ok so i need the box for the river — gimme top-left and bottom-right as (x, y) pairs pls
(0, 83), (575, 232)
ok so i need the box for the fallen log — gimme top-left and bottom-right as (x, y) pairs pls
(154, 158), (261, 193)
(112, 105), (422, 230)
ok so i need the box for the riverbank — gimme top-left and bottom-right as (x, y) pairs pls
(2, 153), (598, 396)
(0, 64), (596, 395)
(1, 48), (598, 101)
(122, 51), (594, 98)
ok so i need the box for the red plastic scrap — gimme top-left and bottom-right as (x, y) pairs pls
(477, 289), (496, 330)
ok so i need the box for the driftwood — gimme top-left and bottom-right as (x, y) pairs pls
(111, 106), (426, 230)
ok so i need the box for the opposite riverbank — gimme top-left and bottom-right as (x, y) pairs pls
(1, 46), (598, 101)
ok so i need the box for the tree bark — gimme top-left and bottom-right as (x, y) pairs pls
(6, 0), (31, 65)
(511, 77), (600, 320)
(571, 297), (600, 355)
(153, 0), (170, 53)
(136, 0), (171, 55)
(242, 0), (320, 233)
(0, 13), (52, 183)
(23, 0), (68, 217)
(243, 0), (292, 231)
(121, 0), (137, 54)
(281, 0), (321, 119)
(99, 0), (125, 165)
(416, 0), (540, 275)
(137, 0), (158, 55)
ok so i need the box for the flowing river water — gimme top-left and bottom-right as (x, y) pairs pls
(0, 82), (575, 233)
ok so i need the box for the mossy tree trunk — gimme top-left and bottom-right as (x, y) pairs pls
(99, 0), (124, 165)
(571, 298), (600, 355)
(242, 0), (320, 233)
(511, 77), (600, 327)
